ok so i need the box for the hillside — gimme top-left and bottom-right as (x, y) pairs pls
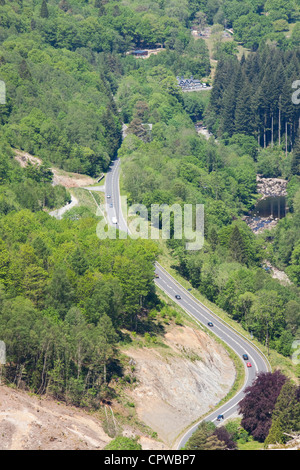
(0, 323), (235, 450)
(1, 0), (300, 452)
(124, 324), (236, 447)
(0, 384), (111, 450)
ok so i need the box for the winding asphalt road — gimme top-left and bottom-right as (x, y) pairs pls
(104, 157), (271, 449)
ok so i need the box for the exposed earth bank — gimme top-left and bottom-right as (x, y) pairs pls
(125, 325), (236, 447)
(0, 324), (236, 450)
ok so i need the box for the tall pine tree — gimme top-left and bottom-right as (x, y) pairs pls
(228, 225), (248, 264)
(40, 0), (49, 18)
(291, 130), (300, 175)
(265, 380), (300, 446)
(234, 78), (254, 135)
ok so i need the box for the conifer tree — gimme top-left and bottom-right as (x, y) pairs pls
(228, 225), (248, 264)
(18, 59), (31, 80)
(265, 380), (300, 446)
(40, 0), (49, 18)
(208, 46), (300, 150)
(251, 84), (265, 146)
(219, 83), (236, 137)
(234, 78), (254, 135)
(291, 131), (300, 175)
(209, 227), (219, 251)
(273, 60), (285, 146)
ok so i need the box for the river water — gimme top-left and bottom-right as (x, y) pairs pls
(244, 195), (287, 233)
(250, 196), (286, 219)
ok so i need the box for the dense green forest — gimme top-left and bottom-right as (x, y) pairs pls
(117, 55), (300, 359)
(0, 142), (70, 213)
(207, 47), (300, 154)
(0, 0), (300, 450)
(0, 207), (158, 405)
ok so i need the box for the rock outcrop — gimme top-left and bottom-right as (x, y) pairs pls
(257, 175), (287, 199)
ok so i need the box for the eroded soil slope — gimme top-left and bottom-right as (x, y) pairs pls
(0, 324), (236, 450)
(0, 386), (111, 450)
(125, 324), (236, 447)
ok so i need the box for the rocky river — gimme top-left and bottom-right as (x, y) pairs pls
(243, 175), (288, 234)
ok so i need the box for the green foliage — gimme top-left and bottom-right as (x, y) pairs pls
(105, 436), (142, 450)
(0, 209), (159, 405)
(291, 133), (300, 176)
(184, 421), (237, 450)
(183, 92), (208, 122)
(1, 0), (300, 438)
(40, 0), (49, 19)
(208, 46), (300, 162)
(265, 379), (300, 445)
(0, 148), (70, 213)
(228, 225), (249, 264)
(117, 43), (300, 358)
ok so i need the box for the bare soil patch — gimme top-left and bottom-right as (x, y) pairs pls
(124, 324), (236, 447)
(0, 324), (236, 450)
(0, 386), (110, 450)
(13, 149), (95, 188)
